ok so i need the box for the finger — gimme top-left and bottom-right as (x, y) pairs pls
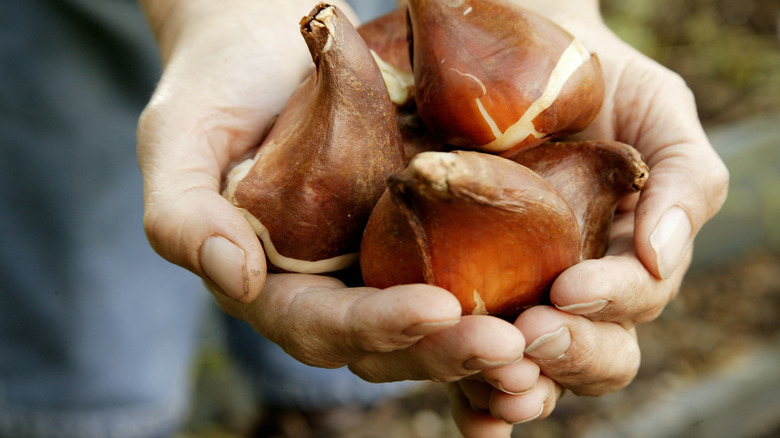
(449, 384), (514, 438)
(633, 136), (728, 280)
(479, 358), (540, 396)
(551, 253), (690, 324)
(215, 275), (463, 369)
(137, 4), (322, 304)
(550, 212), (691, 324)
(350, 315), (525, 383)
(146, 187), (268, 304)
(489, 375), (562, 425)
(613, 60), (728, 280)
(458, 379), (493, 412)
(517, 306), (640, 396)
(142, 179), (267, 304)
(457, 359), (540, 415)
(137, 1), (367, 303)
(575, 41), (729, 280)
(138, 99), (270, 303)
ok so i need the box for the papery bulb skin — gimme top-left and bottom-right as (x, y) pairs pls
(407, 0), (604, 156)
(357, 7), (447, 157)
(360, 150), (582, 320)
(223, 4), (405, 274)
(514, 140), (649, 259)
(358, 7), (415, 106)
(357, 7), (411, 75)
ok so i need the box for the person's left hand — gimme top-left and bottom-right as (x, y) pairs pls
(212, 273), (533, 390)
(448, 211), (685, 435)
(444, 0), (729, 434)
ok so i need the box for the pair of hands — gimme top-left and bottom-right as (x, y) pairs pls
(137, 0), (729, 436)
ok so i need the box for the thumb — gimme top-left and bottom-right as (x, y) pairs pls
(629, 77), (729, 279)
(137, 107), (267, 303)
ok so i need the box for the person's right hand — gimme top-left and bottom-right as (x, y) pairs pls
(138, 0), (358, 303)
(136, 0), (531, 404)
(213, 273), (530, 385)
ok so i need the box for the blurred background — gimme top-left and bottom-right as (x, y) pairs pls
(178, 0), (780, 437)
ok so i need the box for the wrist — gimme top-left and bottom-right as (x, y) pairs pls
(514, 0), (600, 19)
(140, 0), (358, 65)
(510, 0), (603, 37)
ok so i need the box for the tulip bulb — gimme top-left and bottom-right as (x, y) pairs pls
(223, 4), (405, 273)
(360, 150), (582, 319)
(514, 140), (649, 259)
(407, 0), (605, 156)
(357, 7), (414, 106)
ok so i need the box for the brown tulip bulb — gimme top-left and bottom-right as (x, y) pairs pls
(358, 7), (415, 106)
(407, 0), (604, 156)
(223, 4), (405, 274)
(360, 151), (581, 319)
(357, 7), (411, 75)
(396, 104), (449, 164)
(514, 140), (649, 259)
(357, 7), (444, 158)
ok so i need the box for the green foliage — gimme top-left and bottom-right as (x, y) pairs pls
(602, 0), (780, 124)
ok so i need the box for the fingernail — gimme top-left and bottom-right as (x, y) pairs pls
(556, 299), (610, 315)
(525, 326), (571, 360)
(403, 319), (460, 337)
(201, 236), (248, 301)
(484, 378), (534, 396)
(650, 206), (692, 279)
(513, 404), (545, 425)
(463, 356), (523, 371)
(470, 400), (489, 414)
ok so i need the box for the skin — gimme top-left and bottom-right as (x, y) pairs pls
(137, 0), (729, 437)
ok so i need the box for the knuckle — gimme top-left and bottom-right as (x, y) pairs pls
(284, 337), (349, 370)
(634, 284), (676, 323)
(347, 360), (385, 383)
(601, 265), (660, 324)
(350, 333), (400, 355)
(706, 157), (730, 215)
(657, 68), (695, 107)
(420, 355), (472, 383)
(549, 324), (641, 396)
(572, 336), (640, 396)
(140, 200), (184, 266)
(345, 310), (400, 355)
(136, 105), (162, 156)
(430, 371), (468, 384)
(141, 208), (167, 257)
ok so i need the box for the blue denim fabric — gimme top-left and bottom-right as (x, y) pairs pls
(349, 0), (399, 23)
(0, 1), (209, 436)
(0, 1), (407, 437)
